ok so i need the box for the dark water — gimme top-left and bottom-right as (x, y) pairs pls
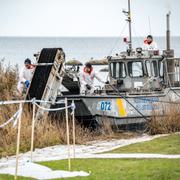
(0, 36), (180, 66)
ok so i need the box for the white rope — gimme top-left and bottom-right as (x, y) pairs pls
(0, 99), (72, 128)
(13, 108), (22, 127)
(0, 108), (22, 128)
(71, 102), (76, 111)
(34, 63), (54, 66)
(0, 99), (65, 106)
(34, 102), (72, 111)
(71, 102), (76, 115)
(56, 100), (65, 104)
(0, 100), (32, 105)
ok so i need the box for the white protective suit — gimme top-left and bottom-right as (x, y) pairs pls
(79, 67), (105, 94)
(17, 65), (35, 94)
(143, 39), (158, 50)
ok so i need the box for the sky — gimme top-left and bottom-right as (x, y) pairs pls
(0, 0), (179, 37)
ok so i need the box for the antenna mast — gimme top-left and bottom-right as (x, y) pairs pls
(123, 0), (132, 54)
(128, 0), (132, 52)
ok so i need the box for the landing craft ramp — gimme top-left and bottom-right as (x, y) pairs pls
(26, 48), (65, 107)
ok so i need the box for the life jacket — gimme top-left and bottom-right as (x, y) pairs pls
(144, 39), (153, 45)
(82, 67), (96, 84)
(143, 39), (158, 50)
(83, 67), (93, 74)
(27, 64), (36, 69)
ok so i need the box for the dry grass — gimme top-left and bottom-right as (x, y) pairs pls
(0, 59), (18, 100)
(148, 103), (180, 135)
(0, 108), (129, 157)
(0, 60), (135, 158)
(0, 60), (69, 157)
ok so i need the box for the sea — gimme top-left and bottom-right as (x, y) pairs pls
(0, 36), (180, 88)
(0, 36), (180, 66)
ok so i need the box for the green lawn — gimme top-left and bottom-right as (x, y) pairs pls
(0, 174), (34, 180)
(40, 158), (180, 180)
(1, 159), (180, 179)
(108, 134), (180, 154)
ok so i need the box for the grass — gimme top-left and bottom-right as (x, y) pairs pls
(40, 158), (180, 180)
(0, 174), (34, 180)
(108, 133), (180, 154)
(0, 133), (179, 179)
(1, 158), (180, 180)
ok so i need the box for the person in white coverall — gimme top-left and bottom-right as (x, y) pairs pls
(17, 58), (35, 96)
(143, 35), (158, 50)
(79, 63), (106, 94)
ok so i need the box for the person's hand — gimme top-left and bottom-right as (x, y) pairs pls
(25, 80), (30, 88)
(86, 84), (91, 90)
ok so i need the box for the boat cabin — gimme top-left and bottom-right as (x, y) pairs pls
(107, 49), (180, 93)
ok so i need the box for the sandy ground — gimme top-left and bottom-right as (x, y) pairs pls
(0, 133), (179, 179)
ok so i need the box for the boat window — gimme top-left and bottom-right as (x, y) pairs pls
(145, 61), (151, 77)
(152, 61), (158, 77)
(128, 61), (143, 77)
(159, 61), (164, 77)
(116, 63), (119, 78)
(110, 62), (126, 78)
(120, 62), (126, 78)
(110, 63), (116, 78)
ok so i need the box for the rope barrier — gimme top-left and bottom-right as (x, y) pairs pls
(0, 98), (69, 129)
(0, 108), (22, 128)
(34, 102), (72, 111)
(13, 108), (22, 127)
(0, 100), (32, 105)
(0, 97), (77, 177)
(71, 101), (76, 112)
(0, 98), (75, 129)
(0, 99), (65, 106)
(34, 63), (54, 66)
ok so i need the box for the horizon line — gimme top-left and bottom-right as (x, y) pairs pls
(0, 35), (180, 38)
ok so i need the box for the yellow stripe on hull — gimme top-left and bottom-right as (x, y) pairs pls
(116, 99), (127, 117)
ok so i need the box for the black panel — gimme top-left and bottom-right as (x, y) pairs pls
(26, 48), (59, 100)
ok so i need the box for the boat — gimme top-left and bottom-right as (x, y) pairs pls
(26, 0), (180, 128)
